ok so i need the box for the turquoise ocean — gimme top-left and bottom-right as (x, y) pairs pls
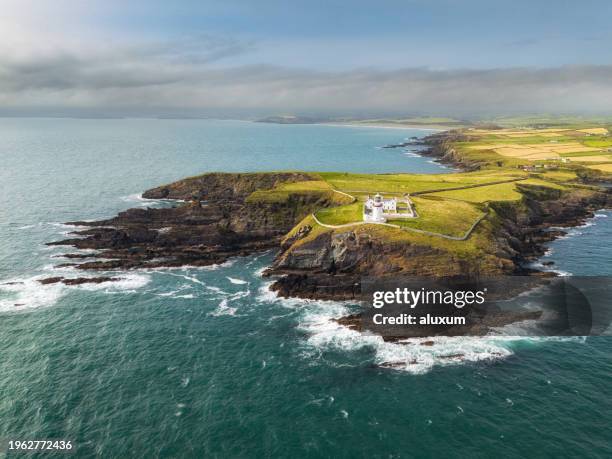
(1, 119), (611, 458)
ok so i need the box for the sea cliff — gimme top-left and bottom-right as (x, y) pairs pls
(46, 131), (611, 304)
(47, 172), (349, 270)
(266, 182), (609, 300)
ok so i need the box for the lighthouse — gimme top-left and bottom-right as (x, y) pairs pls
(363, 193), (387, 223)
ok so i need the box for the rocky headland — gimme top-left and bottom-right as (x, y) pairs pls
(46, 172), (342, 271)
(44, 131), (611, 338)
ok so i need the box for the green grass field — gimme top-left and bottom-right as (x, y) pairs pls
(247, 165), (576, 240)
(246, 124), (609, 251)
(315, 202), (363, 225)
(428, 182), (522, 203)
(390, 197), (485, 237)
(318, 170), (526, 195)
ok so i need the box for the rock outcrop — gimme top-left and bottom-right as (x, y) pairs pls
(43, 146), (611, 345)
(266, 183), (610, 300)
(47, 172), (345, 270)
(46, 155), (610, 305)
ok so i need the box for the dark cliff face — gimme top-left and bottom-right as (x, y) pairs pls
(491, 185), (611, 264)
(142, 172), (316, 201)
(266, 185), (611, 300)
(421, 130), (483, 171)
(268, 231), (490, 301)
(47, 173), (340, 270)
(45, 169), (611, 301)
(267, 229), (475, 300)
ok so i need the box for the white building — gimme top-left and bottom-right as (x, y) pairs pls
(363, 193), (415, 223)
(382, 198), (397, 212)
(363, 193), (386, 222)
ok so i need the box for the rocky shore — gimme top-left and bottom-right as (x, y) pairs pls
(265, 187), (608, 297)
(267, 182), (610, 302)
(43, 133), (611, 339)
(45, 172), (341, 272)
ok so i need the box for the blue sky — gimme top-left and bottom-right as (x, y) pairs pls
(75, 0), (612, 69)
(1, 0), (611, 116)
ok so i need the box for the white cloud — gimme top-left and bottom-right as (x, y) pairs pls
(0, 3), (610, 117)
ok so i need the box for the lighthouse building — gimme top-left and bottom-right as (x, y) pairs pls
(363, 193), (387, 222)
(363, 193), (415, 223)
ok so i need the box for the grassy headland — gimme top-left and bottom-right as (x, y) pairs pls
(50, 124), (611, 299)
(246, 124), (611, 278)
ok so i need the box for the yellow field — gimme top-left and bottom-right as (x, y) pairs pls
(465, 126), (612, 162)
(551, 145), (598, 153)
(468, 144), (507, 151)
(578, 128), (609, 135)
(493, 147), (559, 160)
(520, 152), (561, 160)
(567, 155), (612, 163)
(587, 163), (612, 172)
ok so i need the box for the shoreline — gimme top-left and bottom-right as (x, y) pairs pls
(320, 122), (448, 131)
(42, 130), (611, 302)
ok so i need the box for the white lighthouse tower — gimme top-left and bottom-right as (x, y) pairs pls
(363, 193), (387, 223)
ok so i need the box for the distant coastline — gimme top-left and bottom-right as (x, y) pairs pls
(320, 122), (446, 131)
(256, 115), (469, 130)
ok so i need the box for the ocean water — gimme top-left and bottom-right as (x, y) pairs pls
(0, 119), (611, 458)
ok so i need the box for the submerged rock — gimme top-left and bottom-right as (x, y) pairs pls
(38, 276), (120, 285)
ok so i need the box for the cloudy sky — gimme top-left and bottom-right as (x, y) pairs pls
(1, 0), (612, 118)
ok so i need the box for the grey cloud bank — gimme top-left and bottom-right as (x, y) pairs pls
(1, 47), (612, 117)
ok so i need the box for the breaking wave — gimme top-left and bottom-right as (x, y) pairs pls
(120, 193), (184, 208)
(227, 277), (248, 285)
(209, 298), (238, 316)
(0, 272), (151, 313)
(255, 282), (551, 374)
(0, 276), (65, 313)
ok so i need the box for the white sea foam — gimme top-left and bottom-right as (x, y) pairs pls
(157, 290), (181, 297)
(207, 286), (249, 316)
(227, 276), (248, 285)
(120, 193), (185, 207)
(156, 260), (237, 272)
(47, 221), (92, 232)
(164, 272), (206, 286)
(256, 281), (287, 305)
(206, 285), (228, 294)
(0, 270), (152, 313)
(209, 298), (238, 316)
(305, 316), (515, 374)
(245, 250), (272, 267)
(229, 290), (250, 300)
(42, 263), (77, 273)
(594, 213), (608, 218)
(0, 276), (64, 312)
(134, 259), (236, 276)
(527, 259), (573, 277)
(76, 273), (151, 292)
(256, 282), (519, 374)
